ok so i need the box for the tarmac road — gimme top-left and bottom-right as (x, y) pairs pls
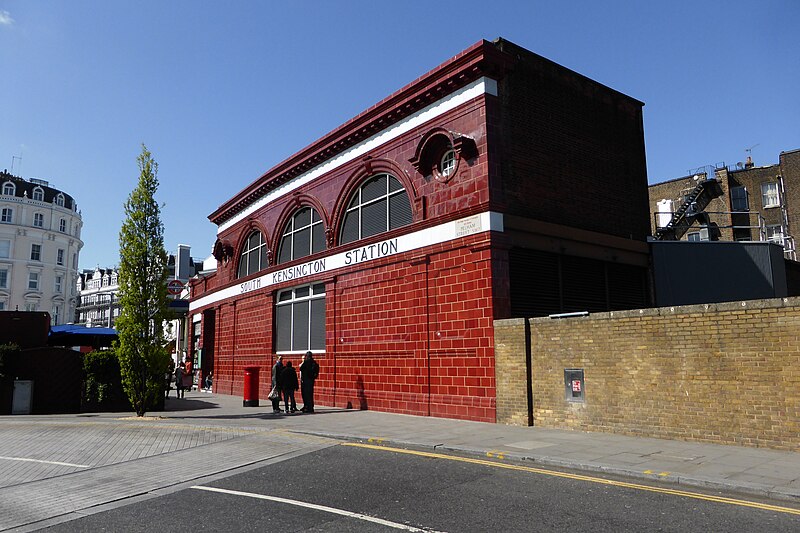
(2, 392), (799, 531)
(38, 443), (800, 532)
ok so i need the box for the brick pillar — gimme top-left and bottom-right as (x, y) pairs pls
(494, 318), (532, 425)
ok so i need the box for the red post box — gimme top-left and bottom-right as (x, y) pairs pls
(243, 366), (260, 407)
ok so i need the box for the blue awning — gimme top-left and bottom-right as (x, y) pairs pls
(49, 324), (118, 347)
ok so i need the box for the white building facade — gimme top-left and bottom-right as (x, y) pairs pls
(0, 170), (83, 323)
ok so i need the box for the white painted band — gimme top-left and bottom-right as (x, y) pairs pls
(191, 485), (445, 532)
(0, 455), (90, 468)
(190, 211), (503, 311)
(217, 77), (498, 233)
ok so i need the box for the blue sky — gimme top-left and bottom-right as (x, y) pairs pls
(1, 1), (798, 270)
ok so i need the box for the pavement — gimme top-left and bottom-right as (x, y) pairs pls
(1, 390), (799, 531)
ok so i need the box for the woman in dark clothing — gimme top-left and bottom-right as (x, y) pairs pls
(270, 356), (283, 413)
(280, 361), (299, 413)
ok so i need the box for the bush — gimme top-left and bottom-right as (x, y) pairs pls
(83, 348), (128, 409)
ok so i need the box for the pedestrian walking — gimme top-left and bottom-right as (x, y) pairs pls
(174, 362), (185, 399)
(165, 359), (175, 399)
(280, 360), (299, 413)
(299, 351), (319, 413)
(270, 356), (284, 413)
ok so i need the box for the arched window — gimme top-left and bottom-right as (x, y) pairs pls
(55, 193), (64, 207)
(277, 207), (325, 264)
(32, 187), (44, 201)
(340, 173), (412, 245)
(2, 182), (15, 196)
(237, 230), (268, 278)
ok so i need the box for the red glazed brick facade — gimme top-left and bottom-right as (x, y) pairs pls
(189, 39), (651, 423)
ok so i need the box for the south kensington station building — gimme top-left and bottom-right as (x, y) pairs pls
(189, 39), (651, 422)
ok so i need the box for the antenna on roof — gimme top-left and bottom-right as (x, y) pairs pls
(11, 155), (22, 175)
(745, 144), (759, 168)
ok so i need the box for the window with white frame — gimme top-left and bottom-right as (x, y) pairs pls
(28, 272), (39, 290)
(55, 193), (64, 207)
(340, 173), (413, 244)
(237, 230), (268, 278)
(1, 208), (12, 223)
(34, 213), (44, 227)
(0, 239), (9, 258)
(277, 207), (326, 264)
(761, 182), (780, 208)
(72, 253), (77, 269)
(0, 301), (5, 311)
(0, 268), (8, 289)
(730, 186), (749, 211)
(32, 187), (44, 201)
(766, 225), (784, 245)
(275, 283), (326, 352)
(31, 243), (42, 261)
(439, 149), (456, 178)
(687, 229), (709, 242)
(57, 248), (64, 265)
(25, 302), (37, 312)
(2, 182), (14, 196)
(59, 218), (67, 232)
(55, 275), (63, 293)
(52, 305), (61, 325)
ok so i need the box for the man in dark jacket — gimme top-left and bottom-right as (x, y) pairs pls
(280, 360), (299, 413)
(299, 351), (319, 413)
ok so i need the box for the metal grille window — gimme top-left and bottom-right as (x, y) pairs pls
(275, 283), (326, 353)
(340, 173), (412, 244)
(277, 207), (326, 264)
(761, 182), (779, 208)
(237, 231), (268, 278)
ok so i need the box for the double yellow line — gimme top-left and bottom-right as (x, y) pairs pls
(343, 442), (800, 516)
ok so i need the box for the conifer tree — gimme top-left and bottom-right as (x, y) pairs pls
(115, 145), (171, 416)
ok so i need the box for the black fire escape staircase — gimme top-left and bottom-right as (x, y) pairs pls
(655, 178), (723, 241)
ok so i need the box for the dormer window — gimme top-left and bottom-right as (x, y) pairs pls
(409, 128), (477, 183)
(2, 182), (15, 196)
(32, 187), (44, 201)
(55, 193), (65, 207)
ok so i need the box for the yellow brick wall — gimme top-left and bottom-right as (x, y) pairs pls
(495, 298), (800, 450)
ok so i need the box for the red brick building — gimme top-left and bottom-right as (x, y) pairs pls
(189, 38), (651, 422)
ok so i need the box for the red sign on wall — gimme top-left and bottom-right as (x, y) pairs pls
(167, 279), (184, 295)
(572, 380), (581, 392)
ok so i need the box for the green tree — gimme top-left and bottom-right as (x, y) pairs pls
(115, 145), (171, 416)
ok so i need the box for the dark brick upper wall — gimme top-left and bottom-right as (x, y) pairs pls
(490, 40), (650, 241)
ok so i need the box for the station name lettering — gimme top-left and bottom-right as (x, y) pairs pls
(240, 278), (261, 294)
(345, 239), (398, 265)
(272, 259), (327, 284)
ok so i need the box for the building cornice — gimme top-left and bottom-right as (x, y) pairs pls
(209, 40), (513, 226)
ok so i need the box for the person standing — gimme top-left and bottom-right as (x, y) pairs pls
(270, 356), (284, 413)
(280, 360), (299, 413)
(299, 351), (319, 413)
(174, 362), (185, 399)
